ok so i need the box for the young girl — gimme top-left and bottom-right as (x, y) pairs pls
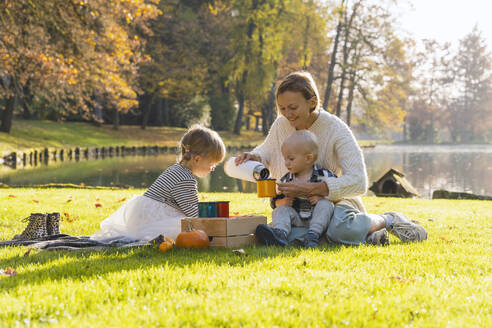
(91, 125), (226, 242)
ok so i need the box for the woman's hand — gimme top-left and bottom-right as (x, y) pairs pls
(234, 152), (261, 165)
(275, 197), (294, 207)
(277, 180), (329, 198)
(307, 195), (324, 205)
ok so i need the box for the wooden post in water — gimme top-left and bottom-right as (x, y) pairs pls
(43, 148), (49, 165)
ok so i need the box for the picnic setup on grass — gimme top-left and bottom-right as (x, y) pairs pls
(0, 156), (273, 251)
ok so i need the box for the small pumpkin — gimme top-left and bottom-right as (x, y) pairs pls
(176, 221), (210, 248)
(158, 241), (173, 252)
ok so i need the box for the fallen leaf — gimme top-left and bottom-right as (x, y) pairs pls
(118, 198), (127, 202)
(79, 182), (85, 187)
(32, 199), (39, 203)
(389, 276), (413, 283)
(8, 194), (16, 198)
(94, 203), (102, 208)
(66, 199), (72, 203)
(233, 212), (240, 216)
(96, 198), (100, 201)
(0, 268), (17, 276)
(411, 220), (421, 224)
(84, 265), (89, 270)
(200, 195), (206, 200)
(440, 236), (450, 242)
(63, 212), (77, 223)
(428, 218), (435, 222)
(24, 249), (32, 257)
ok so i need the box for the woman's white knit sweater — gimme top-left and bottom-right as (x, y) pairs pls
(251, 110), (368, 212)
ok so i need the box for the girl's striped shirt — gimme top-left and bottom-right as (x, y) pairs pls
(144, 163), (199, 217)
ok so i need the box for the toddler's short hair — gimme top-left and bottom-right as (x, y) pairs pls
(179, 124), (226, 163)
(282, 130), (318, 162)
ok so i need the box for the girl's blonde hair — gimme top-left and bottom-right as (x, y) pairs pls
(276, 71), (321, 113)
(179, 124), (226, 163)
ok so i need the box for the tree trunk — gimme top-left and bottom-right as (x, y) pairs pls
(163, 98), (169, 126)
(345, 72), (356, 126)
(21, 83), (32, 119)
(93, 95), (103, 126)
(156, 97), (164, 126)
(141, 94), (154, 130)
(234, 0), (257, 135)
(234, 85), (245, 135)
(335, 2), (359, 118)
(0, 95), (15, 133)
(113, 108), (119, 130)
(261, 79), (276, 135)
(323, 0), (345, 110)
(335, 72), (346, 117)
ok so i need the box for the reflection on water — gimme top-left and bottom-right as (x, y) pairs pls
(365, 145), (492, 198)
(1, 145), (491, 198)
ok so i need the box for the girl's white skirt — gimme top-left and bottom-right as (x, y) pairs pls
(91, 195), (185, 242)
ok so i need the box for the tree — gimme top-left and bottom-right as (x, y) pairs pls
(450, 26), (492, 142)
(406, 39), (453, 142)
(323, 0), (345, 111)
(0, 0), (159, 133)
(321, 0), (410, 136)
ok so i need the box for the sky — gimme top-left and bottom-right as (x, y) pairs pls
(397, 0), (492, 48)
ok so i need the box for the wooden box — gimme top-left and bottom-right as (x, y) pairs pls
(181, 215), (267, 248)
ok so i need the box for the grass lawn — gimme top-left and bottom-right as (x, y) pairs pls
(0, 189), (490, 327)
(0, 119), (380, 154)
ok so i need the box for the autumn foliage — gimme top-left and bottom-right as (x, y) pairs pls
(0, 0), (160, 132)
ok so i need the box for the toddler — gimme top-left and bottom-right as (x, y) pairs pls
(91, 125), (226, 242)
(256, 130), (336, 248)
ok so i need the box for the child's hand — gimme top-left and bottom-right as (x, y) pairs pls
(276, 197), (294, 207)
(308, 195), (324, 205)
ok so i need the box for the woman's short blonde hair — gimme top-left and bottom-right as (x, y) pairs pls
(276, 71), (321, 113)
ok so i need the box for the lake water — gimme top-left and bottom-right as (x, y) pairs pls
(1, 145), (491, 198)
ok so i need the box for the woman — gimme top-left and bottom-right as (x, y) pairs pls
(236, 71), (426, 246)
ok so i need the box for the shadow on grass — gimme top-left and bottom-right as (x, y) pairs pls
(0, 243), (345, 290)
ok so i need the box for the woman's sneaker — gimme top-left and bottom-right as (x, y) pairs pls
(13, 213), (48, 240)
(255, 224), (288, 246)
(385, 212), (427, 242)
(46, 212), (61, 235)
(366, 228), (389, 246)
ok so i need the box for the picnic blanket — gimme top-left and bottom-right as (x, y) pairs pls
(0, 234), (163, 251)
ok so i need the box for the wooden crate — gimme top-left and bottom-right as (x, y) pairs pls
(181, 215), (267, 248)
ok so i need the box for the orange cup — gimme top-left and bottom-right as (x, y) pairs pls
(257, 179), (277, 197)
